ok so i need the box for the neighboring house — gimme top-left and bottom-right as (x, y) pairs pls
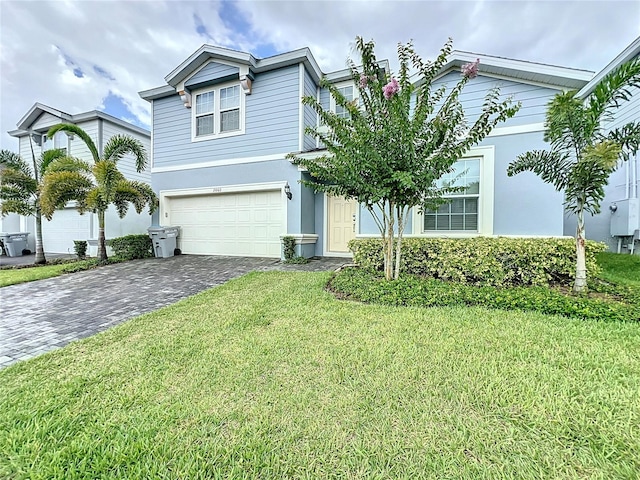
(4, 103), (152, 254)
(565, 36), (640, 255)
(140, 40), (639, 259)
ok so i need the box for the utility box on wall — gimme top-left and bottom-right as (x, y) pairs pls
(610, 198), (640, 236)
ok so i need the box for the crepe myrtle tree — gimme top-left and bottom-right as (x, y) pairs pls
(0, 143), (68, 264)
(40, 124), (158, 261)
(288, 37), (520, 280)
(508, 58), (640, 294)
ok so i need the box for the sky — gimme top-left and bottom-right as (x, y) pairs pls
(1, 0), (639, 150)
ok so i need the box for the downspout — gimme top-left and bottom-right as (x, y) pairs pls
(625, 156), (630, 199)
(633, 152), (638, 199)
(97, 118), (104, 156)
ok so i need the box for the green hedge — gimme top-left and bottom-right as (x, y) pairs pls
(107, 234), (153, 261)
(329, 268), (638, 322)
(349, 237), (607, 287)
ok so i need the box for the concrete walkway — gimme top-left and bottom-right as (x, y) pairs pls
(0, 255), (348, 369)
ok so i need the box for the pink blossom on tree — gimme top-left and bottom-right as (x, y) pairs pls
(461, 58), (480, 79)
(359, 73), (369, 88)
(383, 77), (400, 99)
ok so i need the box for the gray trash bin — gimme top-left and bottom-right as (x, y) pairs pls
(148, 226), (180, 258)
(0, 232), (30, 257)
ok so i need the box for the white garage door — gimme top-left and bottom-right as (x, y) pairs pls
(42, 208), (92, 254)
(166, 190), (284, 257)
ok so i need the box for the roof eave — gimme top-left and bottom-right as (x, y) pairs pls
(577, 35), (640, 98)
(16, 102), (72, 131)
(413, 51), (593, 90)
(139, 85), (176, 101)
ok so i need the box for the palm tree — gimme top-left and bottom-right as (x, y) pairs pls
(40, 124), (158, 261)
(508, 58), (640, 293)
(0, 145), (67, 264)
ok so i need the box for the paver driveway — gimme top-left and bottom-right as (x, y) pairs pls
(0, 255), (347, 369)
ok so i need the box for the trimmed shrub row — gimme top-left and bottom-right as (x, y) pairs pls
(329, 268), (638, 322)
(107, 234), (153, 261)
(349, 237), (607, 287)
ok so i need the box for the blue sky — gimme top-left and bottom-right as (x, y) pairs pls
(1, 0), (639, 150)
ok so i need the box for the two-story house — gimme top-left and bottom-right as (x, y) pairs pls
(140, 39), (639, 258)
(6, 103), (153, 254)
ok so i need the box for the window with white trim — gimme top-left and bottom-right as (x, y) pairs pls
(330, 82), (358, 119)
(195, 91), (214, 136)
(414, 147), (494, 236)
(423, 158), (481, 232)
(335, 85), (354, 119)
(192, 83), (244, 140)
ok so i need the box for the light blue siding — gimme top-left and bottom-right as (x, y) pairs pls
(153, 66), (301, 167)
(185, 62), (239, 88)
(300, 172), (316, 233)
(482, 131), (564, 235)
(303, 68), (317, 151)
(319, 87), (330, 111)
(431, 71), (559, 127)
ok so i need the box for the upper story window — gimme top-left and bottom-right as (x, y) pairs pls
(192, 82), (244, 141)
(43, 131), (67, 155)
(335, 85), (354, 119)
(330, 82), (358, 119)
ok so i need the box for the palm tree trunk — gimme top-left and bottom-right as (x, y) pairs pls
(34, 209), (46, 265)
(97, 210), (108, 262)
(574, 209), (588, 294)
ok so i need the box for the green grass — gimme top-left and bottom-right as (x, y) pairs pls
(2, 272), (640, 478)
(0, 263), (72, 287)
(597, 252), (640, 286)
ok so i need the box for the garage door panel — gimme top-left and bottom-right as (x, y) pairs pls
(42, 209), (92, 253)
(167, 190), (284, 258)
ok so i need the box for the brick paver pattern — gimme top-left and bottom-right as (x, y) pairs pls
(0, 255), (348, 369)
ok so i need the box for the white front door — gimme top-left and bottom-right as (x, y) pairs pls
(327, 196), (356, 253)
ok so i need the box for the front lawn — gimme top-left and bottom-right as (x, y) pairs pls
(1, 272), (639, 478)
(0, 263), (71, 287)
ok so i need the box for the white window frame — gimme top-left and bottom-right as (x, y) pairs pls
(413, 145), (495, 237)
(329, 80), (358, 118)
(191, 81), (245, 142)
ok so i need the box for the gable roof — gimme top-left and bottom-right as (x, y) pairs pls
(8, 102), (149, 138)
(416, 50), (594, 90)
(164, 44), (324, 88)
(15, 103), (73, 131)
(577, 35), (640, 98)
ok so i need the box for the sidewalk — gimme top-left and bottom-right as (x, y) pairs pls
(0, 253), (77, 267)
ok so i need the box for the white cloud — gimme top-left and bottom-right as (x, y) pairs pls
(1, 0), (639, 152)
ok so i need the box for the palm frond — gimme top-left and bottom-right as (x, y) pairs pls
(47, 124), (100, 163)
(565, 141), (621, 215)
(40, 171), (93, 219)
(607, 122), (640, 160)
(0, 167), (38, 195)
(102, 134), (148, 172)
(0, 150), (32, 177)
(93, 160), (126, 202)
(45, 156), (92, 175)
(507, 149), (573, 191)
(39, 148), (68, 176)
(544, 91), (589, 152)
(586, 57), (640, 128)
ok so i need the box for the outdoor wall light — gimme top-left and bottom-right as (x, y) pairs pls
(285, 184), (292, 200)
(609, 203), (618, 213)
